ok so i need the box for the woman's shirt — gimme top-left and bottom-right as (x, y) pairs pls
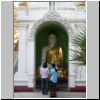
(50, 68), (57, 83)
(40, 67), (49, 78)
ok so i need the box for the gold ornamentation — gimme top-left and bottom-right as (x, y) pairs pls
(76, 2), (86, 7)
(46, 45), (64, 65)
(19, 2), (29, 7)
(14, 6), (19, 44)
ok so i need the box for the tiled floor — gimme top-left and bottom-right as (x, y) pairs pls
(14, 92), (86, 98)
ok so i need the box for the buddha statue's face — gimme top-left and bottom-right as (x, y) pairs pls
(48, 34), (57, 45)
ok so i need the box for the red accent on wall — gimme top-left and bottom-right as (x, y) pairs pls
(14, 86), (33, 92)
(14, 86), (86, 92)
(70, 86), (86, 92)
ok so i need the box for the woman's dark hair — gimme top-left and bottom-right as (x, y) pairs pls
(52, 64), (57, 72)
(43, 63), (47, 68)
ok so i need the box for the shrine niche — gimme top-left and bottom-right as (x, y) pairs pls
(30, 10), (73, 90)
(35, 21), (68, 77)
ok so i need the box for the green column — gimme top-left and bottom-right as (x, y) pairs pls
(49, 1), (55, 10)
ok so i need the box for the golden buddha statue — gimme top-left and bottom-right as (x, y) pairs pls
(41, 33), (64, 66)
(46, 45), (63, 65)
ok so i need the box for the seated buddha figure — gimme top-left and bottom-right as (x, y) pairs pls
(41, 33), (64, 67)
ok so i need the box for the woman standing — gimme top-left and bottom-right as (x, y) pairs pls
(49, 64), (58, 97)
(40, 63), (49, 95)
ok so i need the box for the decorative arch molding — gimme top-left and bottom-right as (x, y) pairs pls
(29, 10), (74, 41)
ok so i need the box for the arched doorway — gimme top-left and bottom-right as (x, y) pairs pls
(35, 21), (69, 91)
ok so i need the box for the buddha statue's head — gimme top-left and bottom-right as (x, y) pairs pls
(48, 33), (57, 46)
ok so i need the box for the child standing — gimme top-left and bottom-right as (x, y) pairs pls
(49, 64), (58, 97)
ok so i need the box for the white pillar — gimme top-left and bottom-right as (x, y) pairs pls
(68, 40), (76, 89)
(75, 65), (86, 86)
(68, 62), (76, 88)
(14, 28), (28, 86)
(26, 24), (35, 88)
(26, 41), (35, 88)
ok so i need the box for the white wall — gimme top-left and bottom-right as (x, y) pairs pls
(14, 2), (86, 88)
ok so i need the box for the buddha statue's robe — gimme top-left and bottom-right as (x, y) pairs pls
(46, 45), (64, 65)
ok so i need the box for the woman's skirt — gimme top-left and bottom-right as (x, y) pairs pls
(50, 81), (57, 97)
